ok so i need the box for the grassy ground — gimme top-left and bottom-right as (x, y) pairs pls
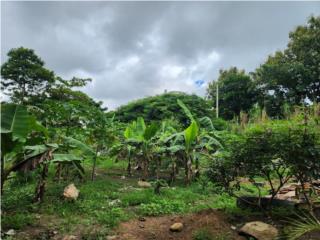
(1, 158), (297, 239)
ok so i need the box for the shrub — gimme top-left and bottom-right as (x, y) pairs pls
(207, 120), (320, 210)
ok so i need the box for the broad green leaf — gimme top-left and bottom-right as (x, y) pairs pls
(177, 99), (195, 122)
(199, 117), (216, 131)
(65, 137), (95, 156)
(136, 117), (146, 136)
(144, 122), (159, 141)
(52, 153), (82, 162)
(1, 104), (48, 141)
(184, 121), (199, 151)
(1, 104), (31, 141)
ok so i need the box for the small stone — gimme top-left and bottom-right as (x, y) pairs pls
(5, 229), (16, 236)
(231, 225), (236, 230)
(138, 180), (152, 188)
(53, 230), (58, 235)
(138, 217), (146, 222)
(239, 221), (278, 240)
(139, 224), (145, 228)
(62, 235), (77, 240)
(63, 183), (79, 200)
(121, 175), (126, 179)
(109, 199), (121, 206)
(170, 222), (183, 232)
(107, 236), (117, 240)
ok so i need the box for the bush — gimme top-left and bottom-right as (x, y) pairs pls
(211, 118), (228, 131)
(207, 120), (320, 210)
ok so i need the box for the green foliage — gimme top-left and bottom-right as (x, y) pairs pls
(192, 228), (213, 240)
(2, 213), (34, 230)
(1, 47), (55, 103)
(254, 16), (320, 117)
(184, 121), (199, 151)
(286, 213), (320, 240)
(94, 207), (127, 227)
(207, 119), (320, 209)
(207, 67), (257, 120)
(139, 199), (186, 216)
(110, 92), (213, 125)
(121, 189), (156, 206)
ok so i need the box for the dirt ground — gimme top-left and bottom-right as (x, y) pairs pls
(114, 209), (245, 240)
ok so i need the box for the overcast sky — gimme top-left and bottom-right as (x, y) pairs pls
(1, 2), (319, 110)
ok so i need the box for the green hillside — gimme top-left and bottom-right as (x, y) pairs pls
(109, 91), (214, 125)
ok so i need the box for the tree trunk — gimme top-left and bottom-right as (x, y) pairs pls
(143, 154), (150, 179)
(34, 163), (49, 203)
(55, 163), (62, 183)
(170, 159), (176, 185)
(195, 156), (200, 179)
(91, 146), (99, 181)
(185, 155), (193, 185)
(127, 154), (132, 177)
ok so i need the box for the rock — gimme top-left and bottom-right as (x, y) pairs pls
(5, 229), (16, 236)
(138, 180), (152, 188)
(169, 222), (184, 232)
(121, 175), (126, 179)
(239, 221), (278, 240)
(276, 190), (296, 200)
(139, 224), (145, 228)
(231, 225), (236, 230)
(62, 235), (77, 240)
(108, 199), (121, 206)
(107, 235), (117, 240)
(63, 183), (79, 200)
(138, 217), (146, 222)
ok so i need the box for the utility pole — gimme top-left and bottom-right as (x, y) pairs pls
(216, 82), (219, 118)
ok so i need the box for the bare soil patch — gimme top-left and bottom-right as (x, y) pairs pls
(114, 209), (245, 240)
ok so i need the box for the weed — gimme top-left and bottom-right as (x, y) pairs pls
(2, 213), (34, 230)
(192, 228), (213, 240)
(94, 207), (128, 227)
(139, 199), (186, 216)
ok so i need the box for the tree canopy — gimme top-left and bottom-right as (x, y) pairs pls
(1, 47), (55, 104)
(253, 16), (320, 116)
(110, 92), (214, 125)
(206, 67), (256, 120)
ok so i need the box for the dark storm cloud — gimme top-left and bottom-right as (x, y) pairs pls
(1, 1), (319, 109)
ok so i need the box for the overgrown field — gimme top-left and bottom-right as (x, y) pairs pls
(1, 15), (320, 240)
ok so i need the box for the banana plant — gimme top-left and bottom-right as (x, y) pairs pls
(124, 117), (159, 178)
(1, 104), (49, 192)
(165, 100), (221, 184)
(54, 137), (94, 181)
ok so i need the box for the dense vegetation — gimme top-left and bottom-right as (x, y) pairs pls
(109, 92), (214, 125)
(1, 16), (320, 240)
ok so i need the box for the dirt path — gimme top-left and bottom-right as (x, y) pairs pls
(114, 209), (245, 240)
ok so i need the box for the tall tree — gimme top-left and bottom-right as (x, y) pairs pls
(253, 16), (320, 116)
(207, 67), (256, 120)
(1, 47), (55, 104)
